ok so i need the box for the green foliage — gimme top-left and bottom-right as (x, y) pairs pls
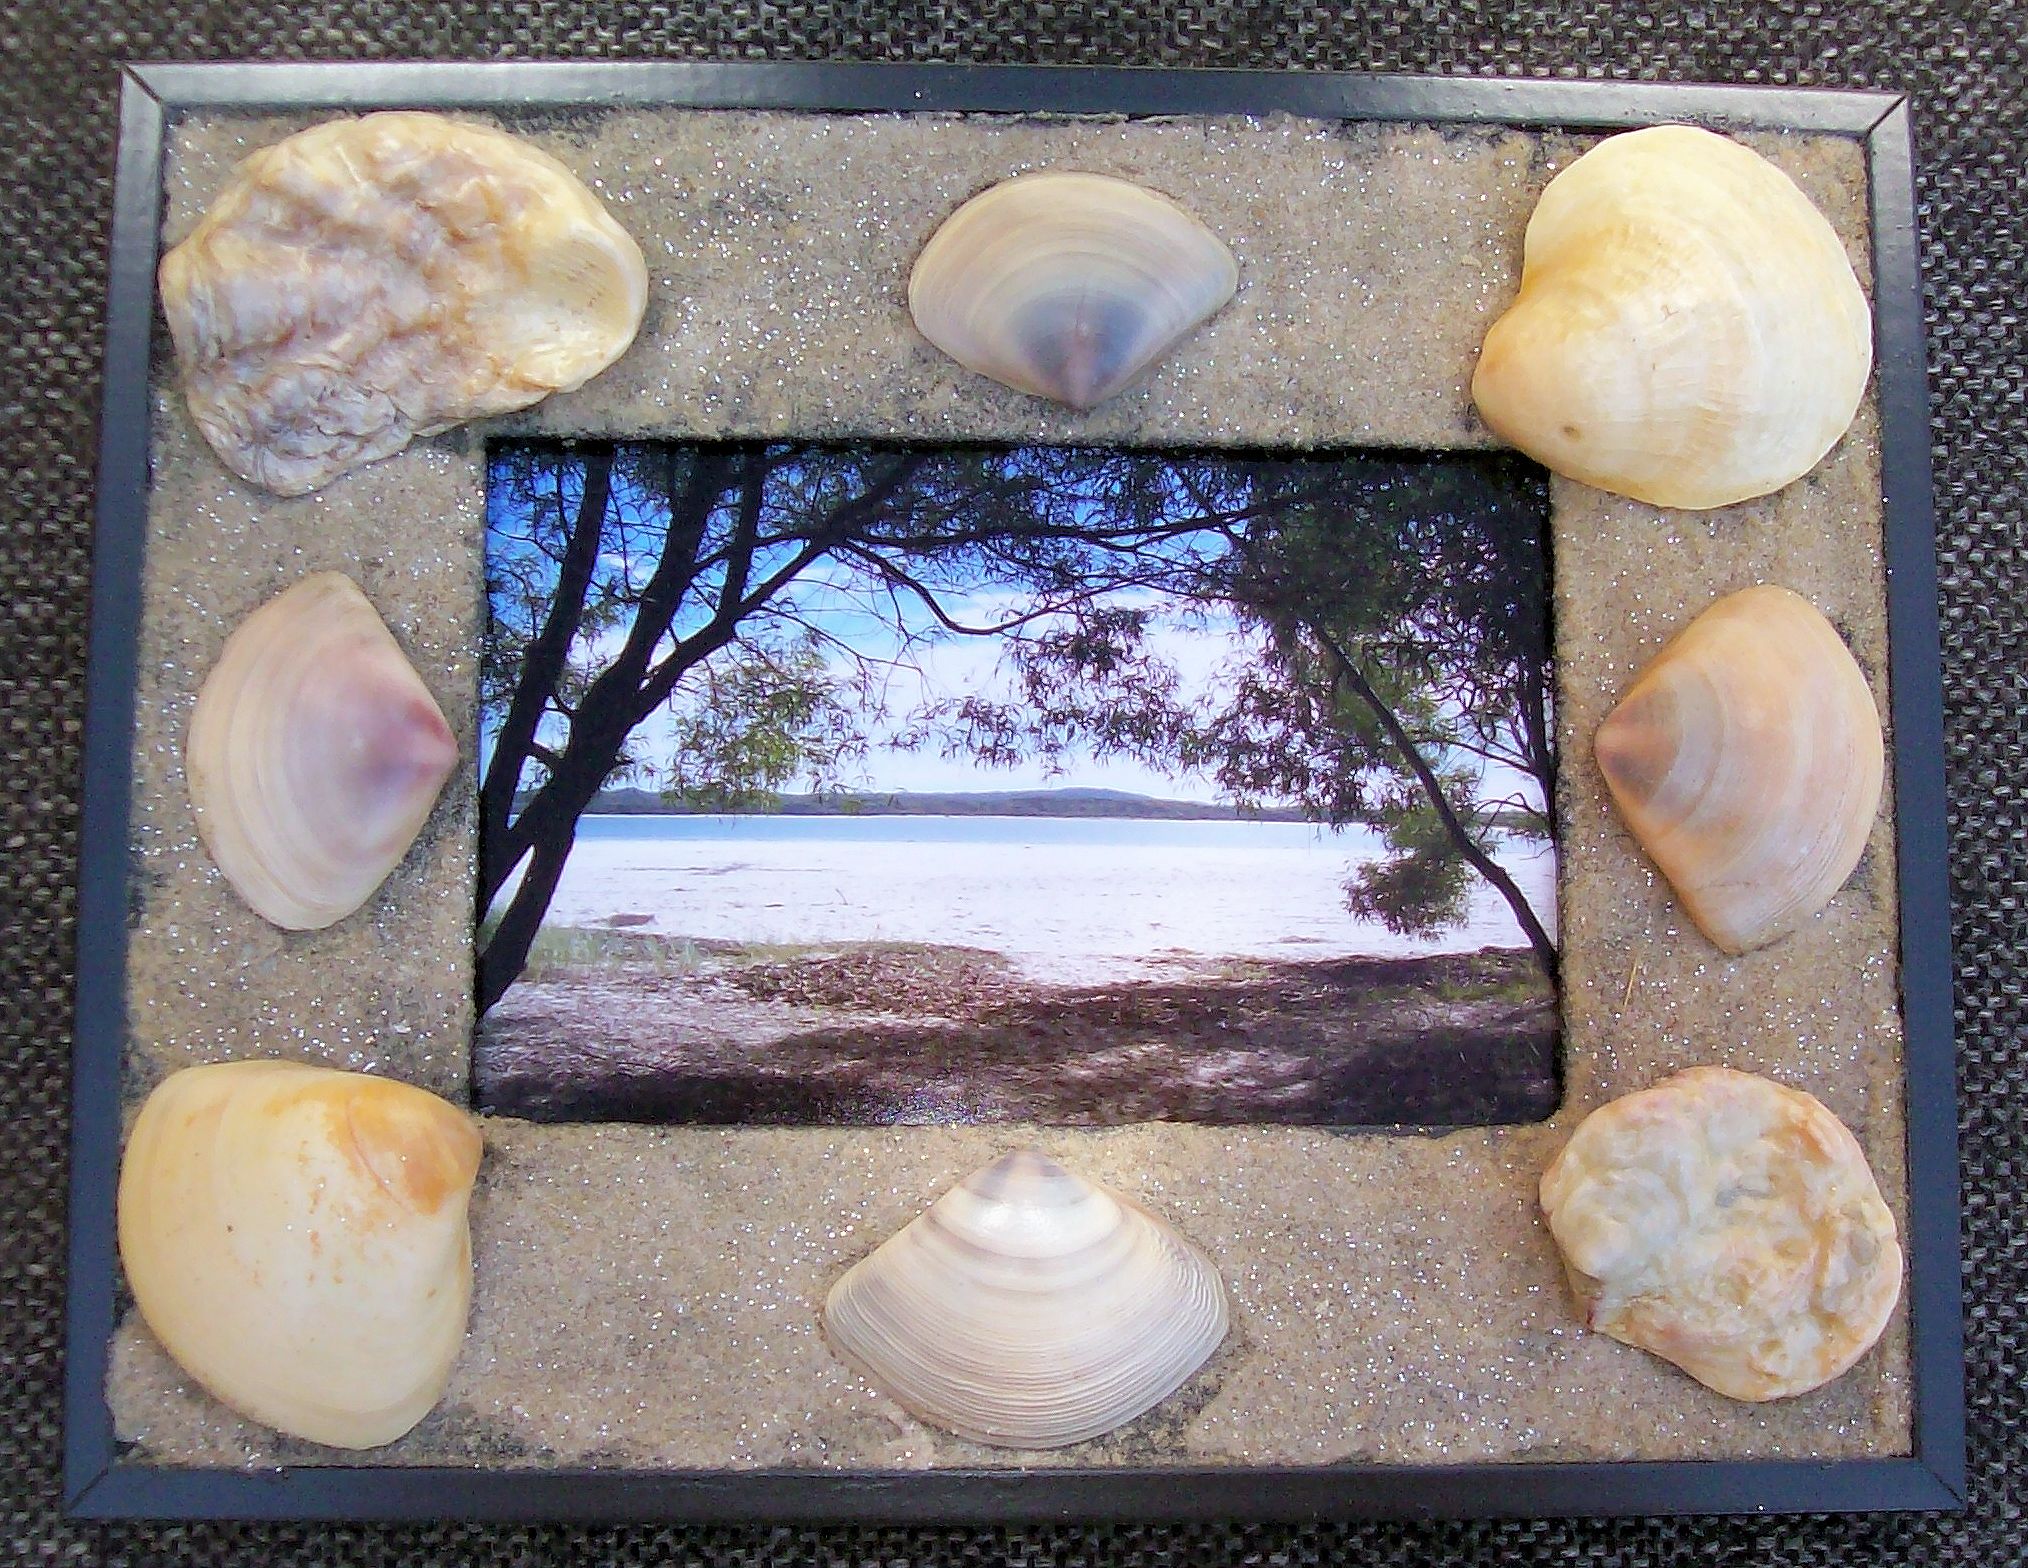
(480, 439), (1560, 1008)
(1344, 796), (1472, 936)
(659, 636), (861, 811)
(920, 451), (1557, 961)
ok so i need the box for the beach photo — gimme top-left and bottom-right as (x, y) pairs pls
(475, 440), (1559, 1126)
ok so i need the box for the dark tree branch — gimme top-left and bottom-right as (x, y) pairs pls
(479, 451), (935, 1012)
(476, 828), (579, 1024)
(1310, 624), (1559, 983)
(485, 450), (741, 906)
(582, 449), (740, 721)
(1519, 643), (1556, 810)
(833, 541), (1167, 639)
(477, 445), (614, 910)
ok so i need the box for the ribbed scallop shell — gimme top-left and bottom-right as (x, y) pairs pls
(1594, 584), (1883, 954)
(908, 172), (1238, 409)
(187, 572), (458, 930)
(823, 1149), (1229, 1448)
(1472, 125), (1872, 508)
(159, 111), (648, 494)
(117, 1060), (484, 1449)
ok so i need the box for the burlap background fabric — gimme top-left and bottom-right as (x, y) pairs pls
(3, 4), (2020, 1563)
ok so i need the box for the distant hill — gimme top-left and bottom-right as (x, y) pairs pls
(525, 785), (1312, 823)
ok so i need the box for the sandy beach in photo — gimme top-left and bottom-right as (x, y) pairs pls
(477, 813), (1561, 1125)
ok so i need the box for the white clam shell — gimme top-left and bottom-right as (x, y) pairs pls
(1594, 584), (1884, 954)
(908, 172), (1238, 409)
(159, 111), (649, 495)
(822, 1149), (1229, 1448)
(117, 1061), (484, 1449)
(187, 571), (458, 930)
(1472, 125), (1872, 509)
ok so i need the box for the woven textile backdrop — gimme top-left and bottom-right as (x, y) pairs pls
(2, 5), (2021, 1565)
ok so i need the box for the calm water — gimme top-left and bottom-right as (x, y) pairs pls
(520, 812), (1559, 981)
(572, 812), (1375, 849)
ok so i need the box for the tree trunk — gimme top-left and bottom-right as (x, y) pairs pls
(477, 811), (583, 1016)
(479, 699), (651, 1013)
(477, 448), (614, 912)
(1517, 641), (1557, 835)
(476, 451), (920, 1015)
(1312, 625), (1560, 984)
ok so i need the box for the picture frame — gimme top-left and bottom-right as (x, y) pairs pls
(65, 60), (1964, 1522)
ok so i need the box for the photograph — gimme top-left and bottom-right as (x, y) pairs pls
(474, 438), (1560, 1126)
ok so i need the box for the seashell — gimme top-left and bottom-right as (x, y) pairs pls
(1594, 584), (1883, 954)
(1472, 124), (1872, 509)
(1540, 1066), (1902, 1401)
(187, 571), (458, 930)
(117, 1060), (484, 1449)
(908, 172), (1238, 409)
(159, 111), (648, 495)
(822, 1149), (1228, 1448)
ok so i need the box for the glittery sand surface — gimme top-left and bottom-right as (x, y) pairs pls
(110, 110), (1907, 1470)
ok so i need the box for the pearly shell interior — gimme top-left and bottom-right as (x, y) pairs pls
(822, 1149), (1229, 1448)
(186, 571), (458, 930)
(116, 1060), (483, 1449)
(1594, 584), (1884, 954)
(159, 111), (649, 495)
(1472, 124), (1872, 509)
(908, 172), (1238, 409)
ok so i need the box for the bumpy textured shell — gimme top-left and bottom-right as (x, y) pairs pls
(1540, 1066), (1902, 1401)
(187, 571), (458, 930)
(822, 1149), (1229, 1448)
(908, 172), (1238, 409)
(1472, 125), (1872, 508)
(159, 111), (648, 495)
(1593, 584), (1883, 955)
(117, 1060), (484, 1449)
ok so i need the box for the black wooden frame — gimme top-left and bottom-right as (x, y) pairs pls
(65, 61), (1964, 1523)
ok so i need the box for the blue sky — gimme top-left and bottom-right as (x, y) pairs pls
(486, 447), (1547, 813)
(601, 566), (1251, 801)
(606, 578), (1541, 811)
